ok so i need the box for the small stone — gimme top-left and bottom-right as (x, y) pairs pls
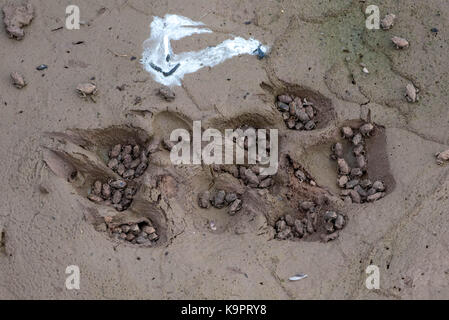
(228, 199), (242, 215)
(121, 225), (131, 233)
(392, 36), (409, 49)
(278, 95), (292, 104)
(334, 215), (345, 230)
(109, 179), (127, 189)
(10, 72), (26, 88)
(337, 158), (351, 175)
(341, 127), (353, 139)
(110, 144), (122, 158)
(282, 112), (290, 121)
(123, 145), (132, 154)
(381, 13), (396, 30)
(158, 86), (175, 101)
(198, 191), (211, 208)
(213, 190), (226, 208)
(372, 180), (385, 191)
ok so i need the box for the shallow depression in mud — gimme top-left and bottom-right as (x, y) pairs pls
(262, 82), (336, 131)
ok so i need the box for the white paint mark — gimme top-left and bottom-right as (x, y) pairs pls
(141, 14), (269, 86)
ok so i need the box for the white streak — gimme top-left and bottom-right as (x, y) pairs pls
(141, 14), (268, 86)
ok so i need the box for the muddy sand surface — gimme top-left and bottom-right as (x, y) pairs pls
(1, 0), (449, 299)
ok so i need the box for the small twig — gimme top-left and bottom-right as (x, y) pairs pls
(107, 49), (129, 57)
(51, 26), (63, 32)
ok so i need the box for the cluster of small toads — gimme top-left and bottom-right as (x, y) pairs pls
(88, 179), (136, 212)
(331, 123), (386, 204)
(198, 190), (243, 216)
(276, 94), (318, 131)
(105, 218), (159, 246)
(107, 143), (150, 180)
(274, 200), (346, 242)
